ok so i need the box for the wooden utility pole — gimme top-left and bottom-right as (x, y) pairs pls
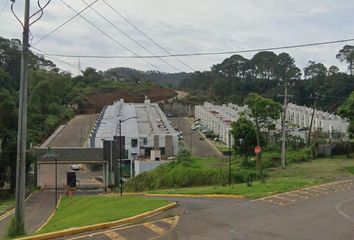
(15, 0), (30, 232)
(278, 82), (293, 168)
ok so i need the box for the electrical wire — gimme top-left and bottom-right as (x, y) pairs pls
(29, 0), (51, 26)
(31, 0), (99, 46)
(81, 0), (181, 72)
(102, 0), (195, 72)
(10, 1), (24, 27)
(60, 0), (162, 71)
(32, 46), (78, 68)
(31, 37), (354, 59)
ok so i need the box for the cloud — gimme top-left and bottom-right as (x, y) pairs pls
(0, 0), (353, 73)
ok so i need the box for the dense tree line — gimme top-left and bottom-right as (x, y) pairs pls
(180, 46), (354, 113)
(0, 37), (77, 189)
(104, 67), (191, 88)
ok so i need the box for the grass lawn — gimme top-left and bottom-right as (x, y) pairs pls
(38, 195), (170, 234)
(148, 156), (354, 198)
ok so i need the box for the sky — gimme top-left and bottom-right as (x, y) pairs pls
(1, 0), (354, 74)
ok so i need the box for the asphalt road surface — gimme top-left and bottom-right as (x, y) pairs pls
(46, 114), (97, 147)
(0, 191), (60, 238)
(48, 180), (354, 240)
(170, 117), (222, 158)
(161, 179), (354, 240)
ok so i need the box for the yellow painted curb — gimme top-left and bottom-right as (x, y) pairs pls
(145, 193), (245, 199)
(16, 202), (178, 240)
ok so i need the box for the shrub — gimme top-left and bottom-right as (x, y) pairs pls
(125, 158), (258, 192)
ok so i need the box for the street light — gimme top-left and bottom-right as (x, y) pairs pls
(118, 116), (138, 196)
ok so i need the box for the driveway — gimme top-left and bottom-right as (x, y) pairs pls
(45, 114), (97, 147)
(171, 117), (222, 158)
(0, 191), (60, 238)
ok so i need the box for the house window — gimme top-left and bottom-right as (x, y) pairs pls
(143, 138), (147, 145)
(131, 139), (138, 147)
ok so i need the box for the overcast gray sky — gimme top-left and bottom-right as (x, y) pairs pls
(1, 0), (353, 74)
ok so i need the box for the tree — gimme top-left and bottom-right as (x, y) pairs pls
(245, 93), (282, 182)
(336, 45), (354, 75)
(275, 52), (301, 81)
(304, 61), (327, 79)
(231, 116), (258, 165)
(328, 65), (340, 76)
(338, 91), (354, 138)
(251, 51), (278, 79)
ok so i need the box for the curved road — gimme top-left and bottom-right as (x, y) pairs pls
(51, 180), (354, 240)
(161, 180), (354, 240)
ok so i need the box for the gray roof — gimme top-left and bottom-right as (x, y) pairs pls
(32, 148), (104, 162)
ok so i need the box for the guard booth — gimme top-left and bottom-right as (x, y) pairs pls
(33, 148), (108, 190)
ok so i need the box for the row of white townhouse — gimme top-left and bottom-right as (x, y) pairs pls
(195, 102), (349, 147)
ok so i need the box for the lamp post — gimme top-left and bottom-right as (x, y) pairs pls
(118, 116), (138, 196)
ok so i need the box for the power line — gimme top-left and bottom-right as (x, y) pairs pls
(102, 0), (195, 72)
(31, 46), (78, 69)
(32, 37), (354, 59)
(60, 0), (162, 71)
(31, 0), (99, 46)
(80, 0), (181, 72)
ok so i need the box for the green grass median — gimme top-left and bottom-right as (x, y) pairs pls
(38, 195), (170, 234)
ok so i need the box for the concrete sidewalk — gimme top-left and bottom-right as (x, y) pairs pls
(0, 191), (59, 238)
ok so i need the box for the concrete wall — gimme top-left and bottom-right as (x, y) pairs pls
(135, 160), (169, 175)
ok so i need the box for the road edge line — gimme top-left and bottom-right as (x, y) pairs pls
(15, 202), (178, 240)
(35, 195), (63, 233)
(145, 193), (245, 199)
(0, 192), (33, 221)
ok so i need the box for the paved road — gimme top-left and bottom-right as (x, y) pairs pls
(0, 191), (59, 238)
(46, 114), (97, 147)
(161, 180), (354, 240)
(23, 180), (354, 240)
(171, 117), (221, 158)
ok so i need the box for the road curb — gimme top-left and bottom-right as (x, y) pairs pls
(16, 202), (178, 240)
(145, 193), (245, 199)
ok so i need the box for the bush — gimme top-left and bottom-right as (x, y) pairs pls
(125, 156), (258, 192)
(7, 218), (25, 238)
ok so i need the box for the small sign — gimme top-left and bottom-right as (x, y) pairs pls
(254, 145), (262, 154)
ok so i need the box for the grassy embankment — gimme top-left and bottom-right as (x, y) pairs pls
(37, 196), (170, 234)
(148, 156), (354, 198)
(126, 146), (354, 198)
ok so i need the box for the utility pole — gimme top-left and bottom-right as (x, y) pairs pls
(307, 92), (320, 147)
(278, 82), (293, 169)
(15, 0), (30, 232)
